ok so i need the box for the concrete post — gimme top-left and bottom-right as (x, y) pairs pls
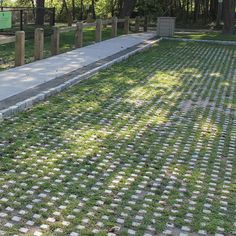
(112, 16), (118, 37)
(96, 19), (102, 42)
(51, 27), (60, 56)
(75, 22), (83, 48)
(124, 16), (130, 34)
(15, 31), (25, 67)
(34, 28), (44, 60)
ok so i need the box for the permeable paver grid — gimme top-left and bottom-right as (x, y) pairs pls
(0, 40), (235, 236)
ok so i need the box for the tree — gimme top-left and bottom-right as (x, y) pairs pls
(35, 0), (45, 25)
(216, 0), (223, 26)
(223, 0), (235, 33)
(119, 0), (137, 18)
(91, 0), (96, 19)
(72, 0), (76, 20)
(80, 0), (84, 19)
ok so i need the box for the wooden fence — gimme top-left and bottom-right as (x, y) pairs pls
(0, 16), (149, 67)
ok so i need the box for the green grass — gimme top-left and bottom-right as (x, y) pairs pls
(0, 26), (124, 71)
(0, 40), (235, 235)
(175, 31), (236, 41)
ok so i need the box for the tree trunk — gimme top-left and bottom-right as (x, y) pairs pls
(80, 0), (83, 20)
(91, 0), (96, 19)
(36, 0), (45, 25)
(216, 1), (223, 26)
(111, 0), (117, 16)
(63, 0), (69, 13)
(194, 0), (200, 22)
(118, 0), (123, 15)
(210, 0), (218, 20)
(186, 0), (190, 19)
(119, 0), (137, 18)
(72, 0), (76, 20)
(223, 0), (235, 34)
(31, 0), (36, 18)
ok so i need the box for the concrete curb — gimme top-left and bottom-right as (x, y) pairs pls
(163, 37), (236, 46)
(0, 38), (160, 121)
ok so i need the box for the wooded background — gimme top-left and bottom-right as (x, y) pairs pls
(1, 0), (236, 34)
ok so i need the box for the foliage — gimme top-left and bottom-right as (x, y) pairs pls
(1, 0), (236, 31)
(6, 0), (230, 21)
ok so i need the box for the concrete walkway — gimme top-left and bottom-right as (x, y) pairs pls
(0, 33), (156, 103)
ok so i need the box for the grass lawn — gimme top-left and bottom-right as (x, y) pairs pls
(0, 40), (235, 235)
(0, 26), (124, 71)
(175, 31), (236, 41)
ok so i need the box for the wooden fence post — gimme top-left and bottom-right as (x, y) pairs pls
(34, 28), (44, 60)
(144, 16), (148, 32)
(124, 16), (130, 34)
(15, 31), (25, 67)
(96, 19), (102, 42)
(51, 26), (60, 56)
(75, 22), (83, 48)
(112, 16), (118, 37)
(135, 16), (140, 32)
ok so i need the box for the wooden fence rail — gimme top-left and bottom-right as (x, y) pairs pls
(0, 16), (150, 67)
(0, 36), (16, 45)
(59, 26), (77, 33)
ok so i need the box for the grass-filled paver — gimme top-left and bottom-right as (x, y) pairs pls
(0, 40), (235, 235)
(175, 31), (236, 41)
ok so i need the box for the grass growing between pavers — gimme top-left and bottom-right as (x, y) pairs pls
(0, 26), (124, 71)
(175, 31), (236, 41)
(0, 40), (236, 235)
